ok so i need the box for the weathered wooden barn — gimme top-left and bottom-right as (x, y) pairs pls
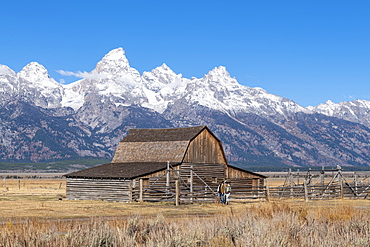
(64, 126), (266, 202)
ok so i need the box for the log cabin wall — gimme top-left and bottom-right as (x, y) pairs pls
(183, 129), (227, 164)
(66, 178), (132, 202)
(180, 163), (225, 184)
(227, 166), (264, 178)
(227, 166), (265, 186)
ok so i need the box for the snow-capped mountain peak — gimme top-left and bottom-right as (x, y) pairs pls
(204, 66), (232, 81)
(158, 63), (170, 70)
(143, 63), (180, 85)
(18, 62), (53, 83)
(307, 99), (370, 127)
(0, 65), (16, 76)
(93, 47), (142, 86)
(103, 47), (127, 61)
(95, 47), (133, 75)
(4, 48), (310, 118)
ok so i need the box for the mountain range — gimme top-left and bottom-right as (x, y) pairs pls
(1, 48), (370, 170)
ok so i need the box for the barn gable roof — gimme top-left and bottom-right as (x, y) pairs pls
(65, 162), (176, 179)
(112, 126), (220, 164)
(121, 126), (214, 142)
(65, 126), (235, 180)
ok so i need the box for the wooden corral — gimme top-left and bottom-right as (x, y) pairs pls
(267, 167), (370, 200)
(65, 126), (266, 203)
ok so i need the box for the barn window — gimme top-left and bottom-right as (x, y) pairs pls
(212, 177), (217, 183)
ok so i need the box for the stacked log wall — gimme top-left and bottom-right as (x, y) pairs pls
(66, 178), (132, 202)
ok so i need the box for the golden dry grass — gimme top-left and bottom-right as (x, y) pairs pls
(0, 179), (242, 219)
(0, 179), (369, 246)
(1, 178), (369, 219)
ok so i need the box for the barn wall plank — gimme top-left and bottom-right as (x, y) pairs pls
(66, 178), (131, 202)
(183, 129), (227, 164)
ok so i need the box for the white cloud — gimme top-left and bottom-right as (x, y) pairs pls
(57, 70), (108, 80)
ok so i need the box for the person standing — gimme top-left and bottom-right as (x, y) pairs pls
(224, 181), (231, 205)
(220, 181), (226, 204)
(217, 182), (223, 203)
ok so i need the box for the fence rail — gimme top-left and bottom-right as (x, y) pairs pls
(132, 165), (370, 204)
(133, 181), (370, 204)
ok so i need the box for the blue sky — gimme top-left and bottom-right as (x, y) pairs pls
(1, 0), (370, 107)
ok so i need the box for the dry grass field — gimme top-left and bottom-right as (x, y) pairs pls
(0, 178), (369, 246)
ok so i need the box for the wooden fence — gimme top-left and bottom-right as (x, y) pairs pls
(132, 166), (370, 204)
(133, 179), (369, 204)
(267, 181), (370, 201)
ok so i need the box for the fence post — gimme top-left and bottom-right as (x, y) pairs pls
(321, 166), (325, 187)
(354, 173), (358, 195)
(190, 166), (194, 202)
(3, 177), (6, 192)
(297, 169), (300, 186)
(166, 162), (170, 188)
(175, 179), (180, 206)
(139, 179), (143, 202)
(265, 180), (270, 202)
(289, 168), (293, 197)
(304, 179), (309, 202)
(166, 161), (170, 197)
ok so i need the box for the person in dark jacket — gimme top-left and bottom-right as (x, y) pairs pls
(217, 181), (224, 203)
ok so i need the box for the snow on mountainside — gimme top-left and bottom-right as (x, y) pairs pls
(0, 47), (306, 120)
(141, 64), (188, 113)
(3, 47), (368, 123)
(183, 66), (310, 119)
(308, 100), (370, 128)
(2, 47), (370, 168)
(58, 47), (309, 119)
(17, 62), (64, 109)
(0, 65), (17, 102)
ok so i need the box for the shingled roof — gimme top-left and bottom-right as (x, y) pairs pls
(65, 126), (227, 179)
(112, 126), (217, 164)
(65, 162), (176, 179)
(121, 126), (214, 142)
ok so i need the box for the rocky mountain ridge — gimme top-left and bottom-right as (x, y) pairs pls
(1, 48), (370, 169)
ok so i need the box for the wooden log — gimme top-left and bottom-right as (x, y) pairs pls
(139, 179), (143, 202)
(265, 181), (270, 202)
(304, 180), (308, 202)
(175, 179), (179, 206)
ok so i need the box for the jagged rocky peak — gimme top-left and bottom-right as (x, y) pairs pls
(0, 65), (16, 76)
(95, 47), (134, 76)
(17, 62), (53, 83)
(150, 63), (177, 77)
(0, 65), (17, 102)
(200, 66), (242, 90)
(143, 63), (182, 85)
(101, 47), (128, 63)
(157, 63), (174, 72)
(204, 66), (232, 80)
(308, 100), (343, 114)
(154, 63), (175, 75)
(307, 99), (370, 128)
